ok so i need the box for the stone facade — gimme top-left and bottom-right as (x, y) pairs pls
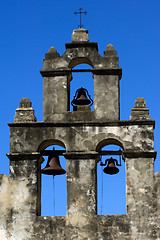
(0, 28), (159, 239)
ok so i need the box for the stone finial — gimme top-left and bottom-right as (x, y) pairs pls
(134, 97), (146, 108)
(14, 98), (37, 123)
(104, 44), (119, 67)
(130, 97), (151, 121)
(19, 98), (32, 108)
(48, 47), (57, 54)
(72, 28), (89, 42)
(106, 44), (114, 51)
(104, 44), (117, 57)
(45, 47), (60, 59)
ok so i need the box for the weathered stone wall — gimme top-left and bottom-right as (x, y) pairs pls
(8, 122), (154, 153)
(0, 28), (159, 239)
(4, 118), (157, 240)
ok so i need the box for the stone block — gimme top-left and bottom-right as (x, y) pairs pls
(14, 98), (37, 123)
(130, 97), (151, 120)
(72, 28), (89, 42)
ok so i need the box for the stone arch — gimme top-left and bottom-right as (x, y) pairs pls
(38, 139), (66, 152)
(96, 138), (126, 215)
(39, 140), (67, 216)
(61, 45), (103, 69)
(96, 138), (124, 152)
(69, 60), (94, 111)
(68, 57), (93, 69)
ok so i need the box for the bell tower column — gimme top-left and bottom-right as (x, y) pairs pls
(93, 44), (121, 120)
(6, 152), (41, 239)
(40, 47), (71, 122)
(64, 151), (99, 239)
(42, 73), (70, 121)
(123, 151), (157, 239)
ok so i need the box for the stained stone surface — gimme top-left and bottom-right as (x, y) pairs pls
(72, 28), (89, 42)
(0, 29), (159, 239)
(45, 47), (60, 60)
(14, 98), (37, 123)
(130, 97), (151, 121)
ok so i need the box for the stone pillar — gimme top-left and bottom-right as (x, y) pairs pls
(0, 175), (12, 239)
(64, 152), (99, 240)
(41, 46), (70, 121)
(94, 74), (120, 120)
(123, 151), (157, 240)
(43, 75), (69, 121)
(93, 44), (121, 120)
(154, 171), (160, 239)
(7, 153), (41, 239)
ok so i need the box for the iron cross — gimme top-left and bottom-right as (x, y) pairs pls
(74, 8), (87, 28)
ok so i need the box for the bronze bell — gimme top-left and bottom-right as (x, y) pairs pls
(71, 87), (93, 106)
(41, 150), (66, 176)
(103, 157), (119, 175)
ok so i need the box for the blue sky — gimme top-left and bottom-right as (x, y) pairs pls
(0, 0), (160, 216)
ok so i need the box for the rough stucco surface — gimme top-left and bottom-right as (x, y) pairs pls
(8, 123), (154, 153)
(0, 29), (159, 239)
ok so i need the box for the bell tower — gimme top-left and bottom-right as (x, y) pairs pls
(41, 28), (121, 122)
(0, 28), (159, 240)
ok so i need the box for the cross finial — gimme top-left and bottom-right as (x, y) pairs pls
(74, 8), (87, 28)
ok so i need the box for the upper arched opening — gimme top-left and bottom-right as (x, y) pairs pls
(38, 139), (66, 152)
(70, 63), (94, 111)
(97, 140), (126, 215)
(69, 57), (93, 69)
(96, 138), (124, 152)
(40, 144), (67, 217)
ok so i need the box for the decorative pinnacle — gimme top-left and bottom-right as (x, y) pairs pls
(74, 8), (87, 28)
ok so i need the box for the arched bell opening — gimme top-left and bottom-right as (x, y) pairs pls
(96, 141), (126, 215)
(68, 57), (93, 69)
(39, 142), (67, 217)
(70, 63), (94, 111)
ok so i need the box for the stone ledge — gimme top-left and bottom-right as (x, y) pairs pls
(64, 151), (99, 159)
(122, 151), (157, 159)
(65, 42), (98, 51)
(36, 216), (66, 221)
(8, 119), (155, 128)
(40, 68), (122, 78)
(7, 152), (41, 161)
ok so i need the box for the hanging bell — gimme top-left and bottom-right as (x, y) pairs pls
(41, 150), (66, 176)
(103, 157), (119, 175)
(71, 87), (93, 106)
